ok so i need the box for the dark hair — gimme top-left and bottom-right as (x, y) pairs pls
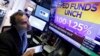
(10, 10), (25, 27)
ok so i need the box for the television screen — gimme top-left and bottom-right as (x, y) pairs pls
(49, 0), (100, 56)
(34, 5), (50, 22)
(29, 16), (46, 31)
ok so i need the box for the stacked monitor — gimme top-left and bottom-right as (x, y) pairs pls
(49, 0), (100, 56)
(29, 5), (50, 31)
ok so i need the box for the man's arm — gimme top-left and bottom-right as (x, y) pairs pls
(0, 33), (12, 56)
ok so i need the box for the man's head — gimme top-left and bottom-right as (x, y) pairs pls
(10, 11), (31, 31)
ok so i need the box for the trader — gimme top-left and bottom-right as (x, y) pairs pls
(0, 11), (34, 56)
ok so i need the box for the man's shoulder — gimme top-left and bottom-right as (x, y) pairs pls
(0, 27), (20, 42)
(0, 27), (18, 38)
(0, 31), (12, 40)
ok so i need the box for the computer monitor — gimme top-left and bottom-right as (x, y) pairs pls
(29, 16), (46, 31)
(34, 5), (50, 22)
(49, 0), (100, 56)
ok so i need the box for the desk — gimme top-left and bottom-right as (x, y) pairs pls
(32, 36), (55, 54)
(43, 45), (55, 53)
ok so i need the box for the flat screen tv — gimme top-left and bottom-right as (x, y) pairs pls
(49, 0), (100, 56)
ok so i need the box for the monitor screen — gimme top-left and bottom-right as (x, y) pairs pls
(34, 5), (50, 22)
(29, 16), (46, 31)
(49, 0), (100, 56)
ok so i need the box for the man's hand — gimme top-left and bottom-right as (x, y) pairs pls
(22, 48), (35, 56)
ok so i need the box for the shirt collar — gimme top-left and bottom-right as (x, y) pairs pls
(18, 30), (27, 39)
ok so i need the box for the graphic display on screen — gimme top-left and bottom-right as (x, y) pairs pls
(49, 0), (100, 56)
(29, 16), (46, 31)
(35, 5), (50, 22)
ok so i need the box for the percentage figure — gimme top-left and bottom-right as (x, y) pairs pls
(83, 25), (92, 35)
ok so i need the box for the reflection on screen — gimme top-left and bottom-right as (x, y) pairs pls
(29, 16), (46, 31)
